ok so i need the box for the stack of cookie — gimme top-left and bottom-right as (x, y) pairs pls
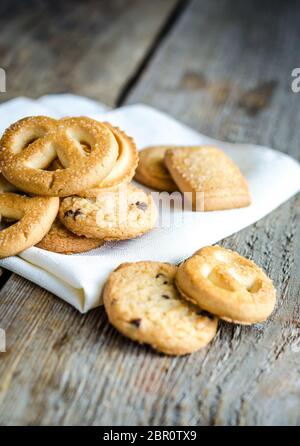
(0, 115), (276, 356)
(0, 116), (156, 257)
(135, 145), (251, 210)
(104, 246), (276, 356)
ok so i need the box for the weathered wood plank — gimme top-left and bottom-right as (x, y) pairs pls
(0, 0), (178, 106)
(126, 0), (300, 426)
(128, 0), (300, 159)
(0, 0), (299, 426)
(0, 0), (182, 426)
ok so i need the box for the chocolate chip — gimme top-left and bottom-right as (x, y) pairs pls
(155, 273), (169, 284)
(64, 210), (73, 218)
(162, 294), (170, 300)
(130, 318), (142, 328)
(64, 209), (82, 219)
(135, 201), (147, 211)
(73, 209), (82, 219)
(197, 310), (214, 320)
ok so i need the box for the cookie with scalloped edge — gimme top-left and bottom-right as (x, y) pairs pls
(135, 146), (177, 192)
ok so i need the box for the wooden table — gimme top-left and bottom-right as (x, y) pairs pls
(0, 0), (299, 426)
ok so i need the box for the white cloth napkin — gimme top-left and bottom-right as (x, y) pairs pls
(0, 95), (299, 312)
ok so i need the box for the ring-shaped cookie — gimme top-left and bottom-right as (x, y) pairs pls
(0, 193), (59, 257)
(0, 116), (118, 196)
(176, 246), (276, 324)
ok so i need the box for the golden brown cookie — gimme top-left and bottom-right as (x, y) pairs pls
(50, 123), (139, 196)
(164, 146), (251, 211)
(0, 116), (118, 196)
(103, 261), (218, 355)
(78, 123), (139, 196)
(134, 146), (177, 192)
(176, 246), (276, 324)
(36, 219), (104, 254)
(58, 184), (157, 240)
(0, 174), (18, 193)
(0, 193), (59, 258)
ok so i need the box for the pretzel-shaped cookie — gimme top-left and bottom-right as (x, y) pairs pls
(176, 246), (276, 324)
(51, 123), (139, 196)
(0, 116), (118, 196)
(0, 174), (18, 193)
(0, 193), (59, 257)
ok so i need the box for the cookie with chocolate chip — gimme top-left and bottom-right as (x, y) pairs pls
(58, 183), (157, 240)
(103, 261), (218, 355)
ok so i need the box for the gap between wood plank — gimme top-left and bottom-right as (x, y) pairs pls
(116, 0), (191, 106)
(0, 269), (12, 289)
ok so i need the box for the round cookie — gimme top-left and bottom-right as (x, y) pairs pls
(36, 219), (104, 254)
(0, 116), (118, 196)
(103, 261), (218, 355)
(58, 184), (157, 240)
(0, 193), (59, 258)
(134, 146), (177, 192)
(176, 246), (276, 324)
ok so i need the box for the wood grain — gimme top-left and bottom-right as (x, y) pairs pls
(126, 0), (300, 425)
(0, 0), (299, 426)
(0, 0), (178, 106)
